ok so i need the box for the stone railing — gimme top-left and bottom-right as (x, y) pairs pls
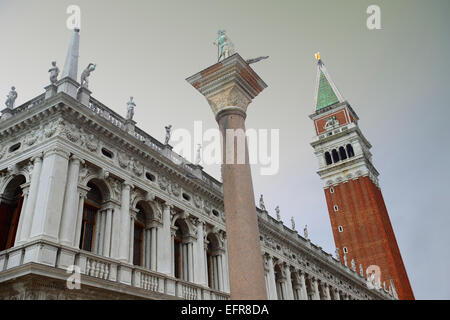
(10, 94), (46, 115)
(0, 240), (230, 300)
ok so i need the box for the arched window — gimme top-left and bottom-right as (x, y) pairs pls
(133, 209), (145, 266)
(324, 152), (332, 165)
(174, 227), (183, 279)
(346, 144), (355, 158)
(206, 233), (224, 291)
(79, 181), (103, 252)
(331, 149), (340, 163)
(0, 175), (26, 251)
(134, 202), (156, 270)
(339, 147), (347, 160)
(173, 219), (191, 281)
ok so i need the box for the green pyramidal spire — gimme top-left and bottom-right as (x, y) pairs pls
(314, 53), (344, 111)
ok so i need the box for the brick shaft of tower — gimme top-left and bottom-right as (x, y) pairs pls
(310, 55), (414, 300)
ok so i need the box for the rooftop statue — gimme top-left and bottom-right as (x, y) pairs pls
(80, 63), (96, 88)
(126, 97), (136, 121)
(259, 194), (266, 211)
(164, 125), (172, 145)
(275, 206), (281, 221)
(335, 248), (340, 260)
(304, 224), (309, 239)
(195, 144), (202, 165)
(214, 30), (235, 62)
(48, 61), (60, 84)
(291, 217), (296, 231)
(5, 86), (18, 109)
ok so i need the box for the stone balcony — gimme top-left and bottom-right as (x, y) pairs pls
(0, 240), (229, 300)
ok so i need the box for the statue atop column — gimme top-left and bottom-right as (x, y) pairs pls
(80, 63), (96, 88)
(5, 86), (18, 109)
(126, 97), (136, 120)
(304, 225), (309, 240)
(215, 30), (235, 62)
(275, 206), (281, 221)
(291, 217), (296, 231)
(164, 125), (172, 145)
(48, 61), (60, 84)
(259, 194), (266, 211)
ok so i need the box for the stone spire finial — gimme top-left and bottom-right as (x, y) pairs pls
(290, 217), (296, 231)
(61, 28), (80, 81)
(304, 225), (309, 239)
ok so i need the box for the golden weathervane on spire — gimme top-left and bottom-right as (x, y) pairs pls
(315, 52), (321, 61)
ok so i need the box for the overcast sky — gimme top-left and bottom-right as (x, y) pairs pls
(1, 0), (449, 299)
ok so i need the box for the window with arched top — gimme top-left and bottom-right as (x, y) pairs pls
(134, 202), (157, 270)
(79, 179), (112, 256)
(339, 147), (347, 160)
(133, 208), (145, 266)
(0, 175), (26, 251)
(346, 144), (355, 158)
(173, 219), (191, 281)
(80, 181), (103, 252)
(324, 152), (332, 165)
(206, 233), (225, 291)
(332, 149), (340, 163)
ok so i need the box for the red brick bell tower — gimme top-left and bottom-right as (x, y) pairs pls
(309, 53), (414, 300)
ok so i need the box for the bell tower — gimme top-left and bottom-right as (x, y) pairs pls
(309, 53), (414, 300)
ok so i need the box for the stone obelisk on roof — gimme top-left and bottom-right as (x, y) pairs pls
(56, 28), (81, 100)
(186, 33), (268, 299)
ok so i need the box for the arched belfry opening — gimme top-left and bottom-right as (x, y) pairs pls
(0, 175), (26, 251)
(324, 152), (332, 165)
(346, 144), (355, 158)
(79, 179), (111, 255)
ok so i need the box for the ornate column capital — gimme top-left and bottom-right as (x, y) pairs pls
(31, 152), (44, 163)
(43, 147), (70, 159)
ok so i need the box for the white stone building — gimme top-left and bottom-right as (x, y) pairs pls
(0, 30), (394, 300)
